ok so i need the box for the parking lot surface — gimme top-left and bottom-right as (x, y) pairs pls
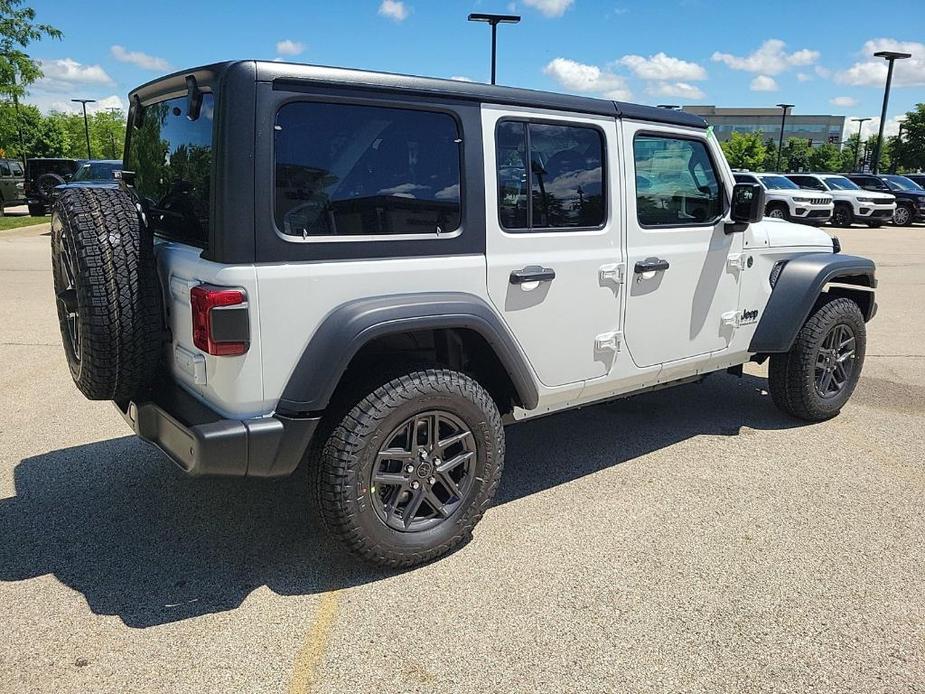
(1, 223), (923, 693)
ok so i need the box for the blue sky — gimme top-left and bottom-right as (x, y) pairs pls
(27, 0), (925, 138)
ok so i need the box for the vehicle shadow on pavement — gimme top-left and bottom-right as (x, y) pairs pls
(0, 373), (806, 628)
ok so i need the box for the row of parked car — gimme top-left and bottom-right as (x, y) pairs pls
(733, 171), (925, 228)
(0, 157), (122, 216)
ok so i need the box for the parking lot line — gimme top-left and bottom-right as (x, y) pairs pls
(288, 590), (342, 694)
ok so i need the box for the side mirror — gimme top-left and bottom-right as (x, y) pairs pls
(729, 182), (765, 225)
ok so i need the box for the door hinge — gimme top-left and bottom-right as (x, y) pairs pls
(599, 262), (625, 285)
(727, 253), (745, 272)
(720, 311), (739, 328)
(595, 330), (623, 353)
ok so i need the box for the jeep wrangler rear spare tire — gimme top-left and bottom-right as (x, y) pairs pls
(311, 368), (504, 568)
(51, 187), (164, 400)
(768, 297), (866, 421)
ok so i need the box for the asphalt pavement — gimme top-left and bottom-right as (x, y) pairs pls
(1, 222), (923, 693)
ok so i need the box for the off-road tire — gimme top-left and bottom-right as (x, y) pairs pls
(832, 203), (854, 228)
(50, 187), (164, 400)
(768, 297), (866, 421)
(311, 368), (505, 568)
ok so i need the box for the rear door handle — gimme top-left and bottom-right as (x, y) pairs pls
(510, 265), (556, 284)
(634, 258), (670, 273)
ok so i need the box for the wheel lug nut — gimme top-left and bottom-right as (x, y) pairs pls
(428, 476), (436, 485)
(405, 465), (415, 474)
(411, 481), (420, 490)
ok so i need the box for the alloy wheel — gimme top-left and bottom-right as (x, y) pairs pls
(370, 410), (476, 532)
(54, 218), (81, 362)
(814, 323), (856, 399)
(894, 206), (911, 226)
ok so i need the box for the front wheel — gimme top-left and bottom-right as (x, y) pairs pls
(311, 368), (505, 568)
(893, 204), (913, 226)
(768, 297), (866, 421)
(766, 204), (789, 220)
(28, 204), (46, 216)
(831, 204), (854, 228)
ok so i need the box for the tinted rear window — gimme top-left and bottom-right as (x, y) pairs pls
(127, 93), (214, 246)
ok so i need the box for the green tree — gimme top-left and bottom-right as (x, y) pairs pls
(807, 143), (842, 173)
(898, 104), (925, 171)
(0, 100), (62, 156)
(779, 138), (811, 173)
(720, 131), (767, 171)
(0, 1), (62, 160)
(47, 109), (126, 160)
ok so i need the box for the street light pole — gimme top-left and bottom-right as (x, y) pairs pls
(467, 13), (521, 85)
(851, 117), (871, 172)
(775, 103), (794, 172)
(871, 50), (911, 174)
(72, 98), (96, 159)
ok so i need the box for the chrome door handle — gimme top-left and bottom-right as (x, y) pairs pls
(510, 266), (556, 284)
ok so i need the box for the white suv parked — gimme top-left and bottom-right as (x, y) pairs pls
(734, 172), (833, 225)
(787, 173), (896, 228)
(49, 61), (877, 567)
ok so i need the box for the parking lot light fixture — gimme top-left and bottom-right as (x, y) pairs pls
(467, 13), (521, 85)
(775, 103), (794, 172)
(852, 117), (871, 172)
(72, 98), (96, 159)
(871, 50), (912, 174)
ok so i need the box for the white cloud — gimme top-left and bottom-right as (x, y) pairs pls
(830, 96), (858, 108)
(836, 39), (925, 87)
(796, 72), (812, 82)
(34, 58), (114, 92)
(712, 39), (819, 75)
(646, 81), (705, 100)
(543, 57), (631, 99)
(110, 45), (170, 71)
(618, 52), (707, 81)
(46, 94), (124, 115)
(275, 40), (305, 57)
(378, 0), (409, 21)
(843, 114), (905, 140)
(750, 75), (778, 92)
(815, 65), (832, 79)
(523, 0), (574, 17)
(449, 75), (474, 82)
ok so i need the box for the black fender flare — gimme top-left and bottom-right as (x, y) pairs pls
(748, 252), (876, 354)
(276, 292), (539, 414)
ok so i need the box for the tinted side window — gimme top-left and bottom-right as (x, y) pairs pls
(734, 174), (758, 184)
(0, 162), (9, 176)
(791, 176), (825, 190)
(496, 120), (605, 231)
(634, 135), (722, 227)
(10, 162), (22, 176)
(274, 102), (462, 237)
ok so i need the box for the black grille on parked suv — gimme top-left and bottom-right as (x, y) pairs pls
(809, 197), (829, 205)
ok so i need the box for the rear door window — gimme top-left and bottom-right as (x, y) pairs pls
(496, 120), (605, 231)
(127, 93), (214, 246)
(274, 102), (462, 238)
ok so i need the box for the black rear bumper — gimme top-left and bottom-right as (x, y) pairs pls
(116, 384), (319, 478)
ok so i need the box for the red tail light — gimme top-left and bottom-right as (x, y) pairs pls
(190, 284), (249, 356)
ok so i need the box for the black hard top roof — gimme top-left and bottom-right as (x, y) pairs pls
(131, 60), (707, 130)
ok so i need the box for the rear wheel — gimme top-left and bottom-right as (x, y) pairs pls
(28, 204), (46, 216)
(768, 298), (866, 421)
(311, 368), (504, 568)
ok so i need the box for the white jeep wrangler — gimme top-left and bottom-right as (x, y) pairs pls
(50, 62), (876, 567)
(733, 172), (834, 225)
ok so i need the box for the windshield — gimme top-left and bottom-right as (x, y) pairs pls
(72, 161), (121, 182)
(883, 175), (923, 192)
(759, 175), (799, 190)
(823, 176), (860, 191)
(126, 93), (213, 246)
